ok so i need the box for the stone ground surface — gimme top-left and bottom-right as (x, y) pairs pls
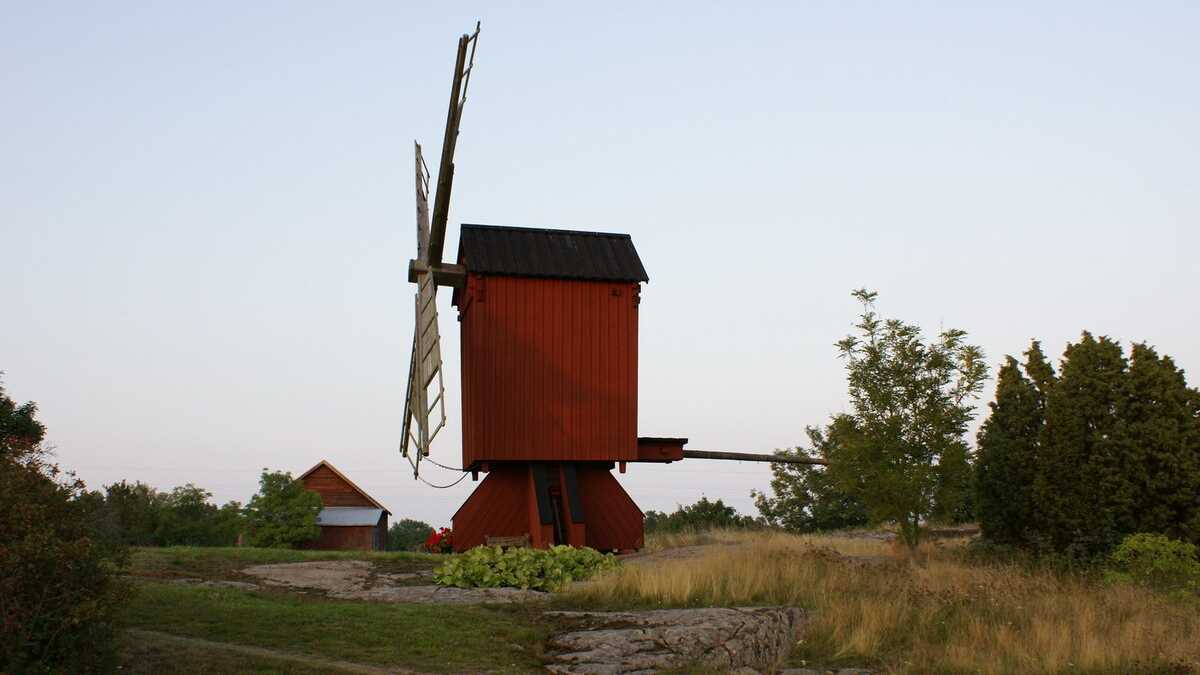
(239, 559), (545, 604)
(544, 607), (808, 674)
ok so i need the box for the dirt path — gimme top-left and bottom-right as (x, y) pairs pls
(126, 628), (419, 675)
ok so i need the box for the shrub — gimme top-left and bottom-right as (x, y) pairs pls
(1105, 533), (1200, 594)
(0, 380), (129, 672)
(388, 518), (434, 551)
(434, 545), (618, 591)
(644, 497), (759, 533)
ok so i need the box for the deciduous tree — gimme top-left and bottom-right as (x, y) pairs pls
(244, 469), (322, 548)
(753, 418), (869, 532)
(825, 290), (988, 549)
(388, 518), (435, 551)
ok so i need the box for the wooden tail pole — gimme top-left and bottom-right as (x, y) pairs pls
(681, 450), (828, 466)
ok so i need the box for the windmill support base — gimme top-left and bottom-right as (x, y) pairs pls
(451, 462), (644, 553)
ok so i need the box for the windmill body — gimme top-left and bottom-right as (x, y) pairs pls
(403, 24), (824, 552)
(448, 224), (666, 551)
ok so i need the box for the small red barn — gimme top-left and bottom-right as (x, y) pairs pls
(298, 460), (390, 550)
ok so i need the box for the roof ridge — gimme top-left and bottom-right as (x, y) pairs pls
(298, 459), (391, 515)
(460, 223), (633, 239)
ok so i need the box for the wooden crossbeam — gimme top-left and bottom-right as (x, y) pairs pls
(681, 450), (828, 466)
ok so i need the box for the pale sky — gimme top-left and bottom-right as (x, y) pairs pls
(3, 3), (1197, 527)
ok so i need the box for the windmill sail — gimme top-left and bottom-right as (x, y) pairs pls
(400, 23), (479, 478)
(401, 144), (445, 470)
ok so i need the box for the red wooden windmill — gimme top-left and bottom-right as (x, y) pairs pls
(402, 25), (819, 552)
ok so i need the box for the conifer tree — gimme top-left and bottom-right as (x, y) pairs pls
(1118, 344), (1200, 542)
(975, 352), (1043, 545)
(1033, 333), (1130, 557)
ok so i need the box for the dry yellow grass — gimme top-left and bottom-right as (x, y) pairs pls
(572, 530), (1200, 674)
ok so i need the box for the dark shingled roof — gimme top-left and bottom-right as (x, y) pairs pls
(457, 224), (649, 282)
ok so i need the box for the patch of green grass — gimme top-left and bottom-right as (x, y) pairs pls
(128, 546), (438, 581)
(118, 633), (335, 674)
(122, 580), (546, 672)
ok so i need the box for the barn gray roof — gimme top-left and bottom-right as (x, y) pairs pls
(457, 224), (649, 282)
(316, 507), (385, 527)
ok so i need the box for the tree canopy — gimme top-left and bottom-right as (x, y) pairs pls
(388, 518), (435, 551)
(244, 469), (323, 548)
(752, 420), (869, 532)
(823, 290), (988, 548)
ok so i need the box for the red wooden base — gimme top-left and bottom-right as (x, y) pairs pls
(451, 462), (644, 552)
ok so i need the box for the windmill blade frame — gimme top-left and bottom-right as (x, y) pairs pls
(400, 23), (479, 478)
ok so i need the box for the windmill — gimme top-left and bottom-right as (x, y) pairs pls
(400, 22), (479, 478)
(400, 23), (825, 551)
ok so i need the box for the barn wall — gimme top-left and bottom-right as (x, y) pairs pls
(302, 525), (378, 550)
(302, 466), (375, 507)
(457, 275), (639, 468)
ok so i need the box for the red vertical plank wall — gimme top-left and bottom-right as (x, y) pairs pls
(458, 274), (639, 468)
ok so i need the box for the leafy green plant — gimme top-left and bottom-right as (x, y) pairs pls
(1104, 533), (1200, 594)
(433, 545), (617, 591)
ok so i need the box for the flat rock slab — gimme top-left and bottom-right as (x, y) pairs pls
(545, 607), (807, 674)
(240, 561), (544, 604)
(168, 577), (259, 591)
(243, 560), (371, 595)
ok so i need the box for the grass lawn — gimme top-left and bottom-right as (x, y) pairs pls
(118, 632), (339, 674)
(122, 580), (547, 673)
(128, 546), (438, 581)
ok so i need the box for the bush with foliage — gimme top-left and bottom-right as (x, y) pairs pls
(643, 497), (759, 533)
(0, 379), (128, 673)
(388, 518), (434, 551)
(976, 334), (1200, 559)
(752, 425), (869, 533)
(244, 469), (322, 548)
(434, 544), (617, 591)
(425, 526), (453, 553)
(1104, 533), (1200, 594)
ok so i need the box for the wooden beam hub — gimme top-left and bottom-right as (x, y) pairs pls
(408, 259), (467, 288)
